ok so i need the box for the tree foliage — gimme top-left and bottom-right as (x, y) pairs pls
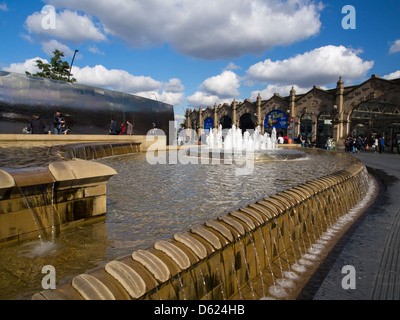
(26, 49), (77, 83)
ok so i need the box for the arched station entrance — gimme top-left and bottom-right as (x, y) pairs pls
(350, 100), (400, 152)
(300, 113), (313, 141)
(317, 112), (333, 148)
(239, 113), (255, 133)
(220, 116), (232, 130)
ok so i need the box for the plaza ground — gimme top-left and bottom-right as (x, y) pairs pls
(298, 151), (400, 300)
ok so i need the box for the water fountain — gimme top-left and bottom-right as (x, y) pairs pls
(188, 125), (306, 162)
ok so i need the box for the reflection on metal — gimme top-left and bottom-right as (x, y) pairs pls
(0, 71), (174, 135)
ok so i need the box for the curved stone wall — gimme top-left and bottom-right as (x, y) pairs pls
(59, 141), (142, 160)
(31, 154), (373, 300)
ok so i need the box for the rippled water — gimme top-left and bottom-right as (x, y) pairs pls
(0, 148), (356, 299)
(0, 142), (63, 170)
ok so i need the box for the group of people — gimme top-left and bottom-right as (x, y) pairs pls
(345, 135), (386, 154)
(109, 120), (134, 135)
(295, 134), (313, 148)
(27, 111), (70, 134)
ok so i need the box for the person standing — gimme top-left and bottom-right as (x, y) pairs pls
(109, 119), (118, 135)
(30, 114), (46, 134)
(126, 121), (133, 135)
(374, 137), (379, 153)
(326, 137), (332, 151)
(379, 136), (385, 154)
(151, 122), (158, 135)
(53, 111), (65, 135)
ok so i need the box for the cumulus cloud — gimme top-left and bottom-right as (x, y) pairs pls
(389, 40), (400, 54)
(246, 45), (374, 87)
(383, 70), (400, 80)
(187, 70), (241, 107)
(187, 91), (228, 108)
(25, 8), (106, 43)
(4, 58), (184, 106)
(4, 57), (48, 74)
(45, 0), (323, 59)
(41, 39), (74, 56)
(200, 71), (240, 97)
(250, 84), (315, 101)
(71, 64), (162, 93)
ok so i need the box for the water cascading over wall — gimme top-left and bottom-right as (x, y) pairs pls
(32, 156), (374, 300)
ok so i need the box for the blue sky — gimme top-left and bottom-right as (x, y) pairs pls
(1, 0), (399, 122)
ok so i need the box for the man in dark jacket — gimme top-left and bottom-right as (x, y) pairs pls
(110, 120), (119, 135)
(30, 114), (46, 134)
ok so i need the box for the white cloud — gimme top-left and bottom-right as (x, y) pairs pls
(88, 45), (104, 55)
(187, 91), (226, 108)
(25, 9), (106, 43)
(45, 0), (323, 59)
(224, 62), (241, 71)
(200, 71), (240, 97)
(187, 70), (241, 107)
(250, 84), (314, 101)
(72, 64), (162, 93)
(389, 40), (400, 54)
(3, 57), (48, 74)
(383, 70), (400, 80)
(41, 39), (74, 57)
(246, 45), (374, 87)
(72, 65), (184, 105)
(164, 78), (185, 93)
(3, 58), (184, 106)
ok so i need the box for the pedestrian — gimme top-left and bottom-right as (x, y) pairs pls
(379, 136), (385, 154)
(53, 111), (65, 135)
(326, 136), (332, 151)
(352, 137), (358, 153)
(374, 137), (379, 153)
(126, 121), (133, 135)
(119, 122), (126, 135)
(109, 119), (119, 135)
(30, 114), (46, 134)
(345, 136), (352, 153)
(151, 122), (158, 135)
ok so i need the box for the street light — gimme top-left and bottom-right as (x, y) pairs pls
(68, 50), (79, 82)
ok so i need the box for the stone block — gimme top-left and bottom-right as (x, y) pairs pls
(6, 167), (55, 188)
(84, 185), (107, 198)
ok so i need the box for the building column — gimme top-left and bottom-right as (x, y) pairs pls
(232, 99), (237, 128)
(213, 103), (218, 129)
(336, 77), (345, 140)
(257, 94), (262, 131)
(289, 87), (296, 140)
(198, 107), (203, 138)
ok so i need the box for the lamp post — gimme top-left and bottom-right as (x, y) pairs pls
(68, 50), (79, 82)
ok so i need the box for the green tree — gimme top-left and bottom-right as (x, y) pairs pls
(26, 49), (77, 83)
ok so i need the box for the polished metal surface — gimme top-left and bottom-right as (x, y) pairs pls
(0, 71), (174, 136)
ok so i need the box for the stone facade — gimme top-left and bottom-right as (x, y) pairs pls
(186, 75), (400, 148)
